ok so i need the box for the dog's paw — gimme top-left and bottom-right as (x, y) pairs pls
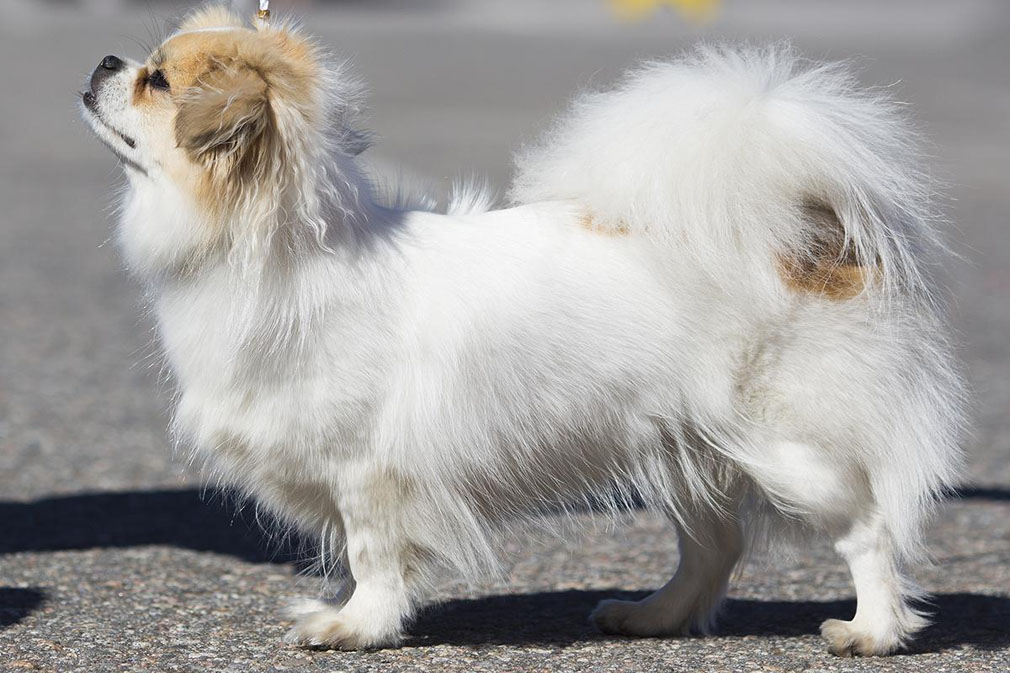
(591, 598), (642, 635)
(285, 602), (400, 651)
(591, 598), (687, 637)
(820, 618), (901, 657)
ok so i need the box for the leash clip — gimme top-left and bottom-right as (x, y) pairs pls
(256, 0), (271, 23)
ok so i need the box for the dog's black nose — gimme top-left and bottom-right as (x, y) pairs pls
(101, 55), (124, 71)
(90, 55), (125, 95)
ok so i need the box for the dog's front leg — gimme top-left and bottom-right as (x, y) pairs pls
(286, 465), (418, 650)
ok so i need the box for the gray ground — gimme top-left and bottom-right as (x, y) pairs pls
(1, 1), (1009, 671)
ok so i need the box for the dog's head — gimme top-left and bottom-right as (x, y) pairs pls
(81, 6), (366, 274)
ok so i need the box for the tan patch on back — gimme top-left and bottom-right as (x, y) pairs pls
(580, 213), (630, 237)
(778, 203), (875, 300)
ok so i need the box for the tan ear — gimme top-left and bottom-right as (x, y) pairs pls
(179, 5), (245, 32)
(175, 65), (273, 163)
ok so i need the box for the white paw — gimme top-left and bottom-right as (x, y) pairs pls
(284, 602), (400, 651)
(591, 598), (689, 637)
(820, 618), (901, 657)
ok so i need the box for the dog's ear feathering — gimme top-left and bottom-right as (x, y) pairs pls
(172, 34), (321, 210)
(175, 64), (274, 164)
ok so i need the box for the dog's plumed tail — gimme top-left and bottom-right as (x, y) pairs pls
(511, 44), (966, 563)
(511, 44), (945, 303)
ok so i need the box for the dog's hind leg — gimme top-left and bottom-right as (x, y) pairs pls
(748, 441), (928, 655)
(592, 506), (743, 637)
(820, 511), (928, 656)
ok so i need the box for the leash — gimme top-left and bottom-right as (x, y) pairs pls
(256, 0), (270, 23)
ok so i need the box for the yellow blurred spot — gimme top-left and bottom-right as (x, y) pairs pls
(610, 0), (720, 22)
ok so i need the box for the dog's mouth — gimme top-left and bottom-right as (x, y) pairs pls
(81, 91), (147, 176)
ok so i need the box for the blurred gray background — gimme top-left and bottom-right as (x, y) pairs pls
(1, 1), (1008, 671)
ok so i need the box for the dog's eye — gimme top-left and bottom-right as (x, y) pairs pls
(147, 69), (170, 91)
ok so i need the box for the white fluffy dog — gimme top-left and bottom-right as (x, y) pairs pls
(80, 5), (965, 656)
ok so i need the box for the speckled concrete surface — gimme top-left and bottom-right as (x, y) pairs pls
(1, 1), (1008, 671)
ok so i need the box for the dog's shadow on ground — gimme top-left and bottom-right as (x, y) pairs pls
(0, 588), (46, 629)
(411, 590), (1010, 653)
(0, 489), (301, 564)
(3, 485), (1004, 561)
(1, 489), (303, 629)
(3, 487), (1009, 648)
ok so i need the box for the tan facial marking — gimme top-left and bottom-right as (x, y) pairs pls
(130, 32), (236, 107)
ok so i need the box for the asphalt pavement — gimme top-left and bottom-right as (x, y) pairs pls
(1, 1), (1008, 671)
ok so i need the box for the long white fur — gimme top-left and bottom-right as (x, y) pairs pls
(83, 15), (965, 657)
(511, 45), (966, 561)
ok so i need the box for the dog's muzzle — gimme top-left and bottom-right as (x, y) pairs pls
(83, 55), (125, 108)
